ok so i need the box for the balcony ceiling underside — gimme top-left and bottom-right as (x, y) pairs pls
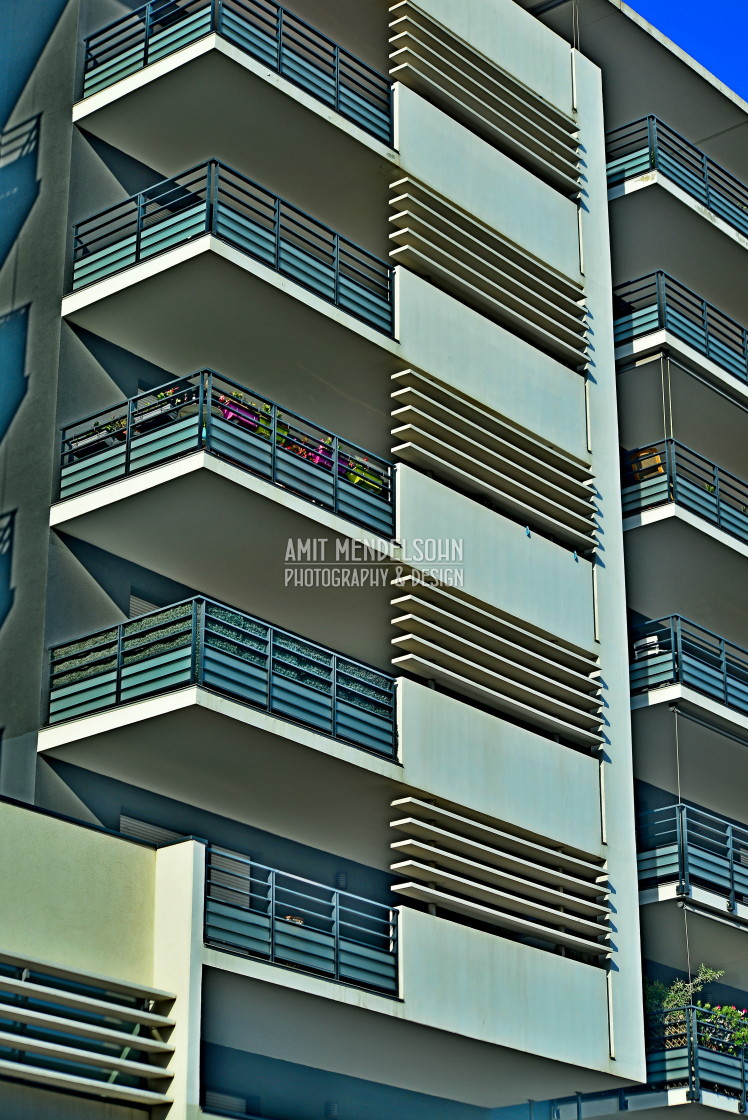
(609, 187), (748, 325)
(53, 464), (393, 670)
(640, 898), (748, 992)
(516, 0), (748, 179)
(624, 516), (748, 646)
(202, 968), (634, 1108)
(62, 249), (398, 456)
(76, 45), (394, 256)
(631, 704), (748, 828)
(41, 697), (399, 871)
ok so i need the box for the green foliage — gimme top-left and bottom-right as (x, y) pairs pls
(644, 964), (724, 1015)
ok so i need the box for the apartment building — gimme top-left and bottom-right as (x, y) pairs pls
(1, 0), (737, 1117)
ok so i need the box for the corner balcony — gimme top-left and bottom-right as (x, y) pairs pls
(205, 846), (398, 995)
(46, 597), (396, 757)
(621, 442), (748, 635)
(638, 804), (748, 917)
(623, 441), (748, 547)
(80, 0), (392, 144)
(56, 370), (393, 538)
(70, 160), (393, 333)
(607, 118), (748, 242)
(630, 617), (748, 737)
(550, 1005), (748, 1116)
(606, 119), (748, 317)
(614, 272), (748, 398)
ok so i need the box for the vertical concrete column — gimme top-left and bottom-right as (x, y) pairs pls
(152, 840), (206, 1120)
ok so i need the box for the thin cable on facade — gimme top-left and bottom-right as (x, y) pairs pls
(674, 708), (693, 983)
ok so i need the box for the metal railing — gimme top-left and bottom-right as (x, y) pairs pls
(47, 598), (396, 756)
(646, 1004), (748, 1104)
(607, 116), (748, 240)
(71, 160), (394, 333)
(638, 803), (748, 911)
(613, 272), (748, 385)
(81, 0), (392, 143)
(58, 370), (394, 537)
(630, 615), (748, 718)
(204, 846), (398, 993)
(622, 440), (748, 545)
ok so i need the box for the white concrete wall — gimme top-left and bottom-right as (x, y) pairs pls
(397, 85), (581, 281)
(397, 466), (595, 650)
(399, 677), (603, 854)
(0, 800), (155, 984)
(399, 907), (615, 1073)
(397, 267), (589, 460)
(415, 0), (574, 116)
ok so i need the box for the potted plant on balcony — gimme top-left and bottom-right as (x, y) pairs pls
(134, 386), (185, 433)
(67, 422), (115, 460)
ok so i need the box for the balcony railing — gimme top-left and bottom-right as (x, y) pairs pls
(622, 440), (748, 546)
(646, 1004), (748, 1104)
(58, 371), (394, 537)
(71, 160), (394, 333)
(607, 117), (748, 241)
(48, 598), (396, 756)
(638, 803), (748, 910)
(630, 615), (748, 718)
(614, 272), (748, 385)
(81, 0), (392, 144)
(205, 846), (398, 993)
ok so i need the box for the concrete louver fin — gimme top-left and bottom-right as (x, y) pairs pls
(391, 369), (596, 553)
(389, 1), (581, 196)
(390, 576), (603, 751)
(389, 176), (588, 369)
(390, 796), (610, 961)
(0, 949), (175, 1107)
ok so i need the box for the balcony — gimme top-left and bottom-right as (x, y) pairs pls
(607, 117), (748, 242)
(81, 0), (392, 144)
(71, 160), (394, 334)
(646, 1004), (748, 1105)
(47, 597), (396, 757)
(638, 803), (748, 912)
(205, 846), (398, 994)
(630, 616), (748, 722)
(614, 273), (748, 388)
(622, 440), (748, 547)
(59, 370), (393, 537)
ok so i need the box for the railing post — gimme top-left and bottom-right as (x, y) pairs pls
(655, 272), (667, 331)
(143, 1), (152, 69)
(135, 191), (144, 264)
(333, 43), (341, 113)
(267, 626), (274, 714)
(676, 804), (690, 895)
(190, 600), (199, 685)
(333, 889), (341, 981)
(212, 0), (220, 34)
(115, 620), (124, 707)
(270, 401), (278, 486)
(728, 823), (737, 912)
(741, 1046), (747, 1114)
(274, 196), (282, 272)
(714, 461), (722, 531)
(703, 150), (711, 210)
(665, 440), (676, 503)
(688, 1007), (701, 1102)
(124, 396), (134, 478)
(277, 6), (284, 73)
(197, 372), (206, 452)
(331, 651), (338, 740)
(205, 161), (218, 235)
(269, 869), (276, 963)
(673, 617), (682, 686)
(203, 371), (211, 453)
(332, 435), (340, 518)
(702, 295), (711, 360)
(333, 233), (340, 308)
(647, 116), (658, 171)
(720, 635), (729, 705)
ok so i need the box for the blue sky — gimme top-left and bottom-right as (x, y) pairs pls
(626, 0), (748, 100)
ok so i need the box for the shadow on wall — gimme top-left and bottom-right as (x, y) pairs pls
(0, 116), (41, 270)
(0, 511), (16, 632)
(72, 323), (172, 400)
(0, 306), (30, 445)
